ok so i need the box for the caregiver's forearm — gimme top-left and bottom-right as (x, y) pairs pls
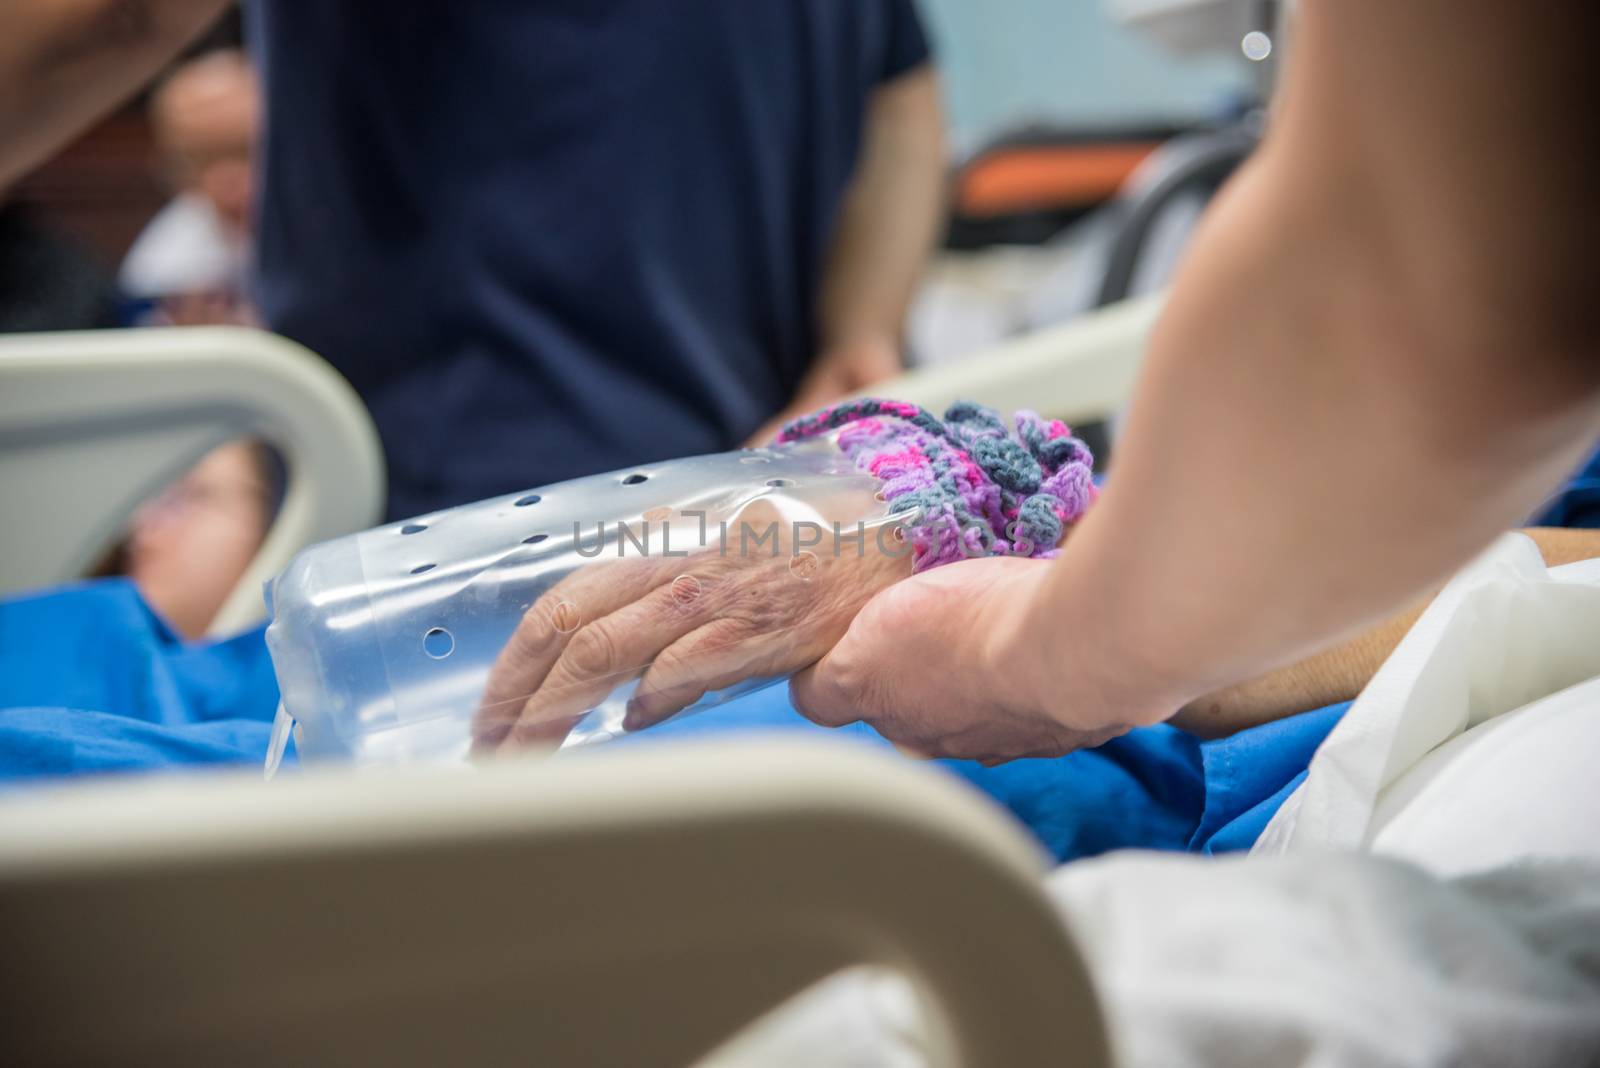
(0, 0), (226, 191)
(1173, 528), (1600, 737)
(1010, 1), (1600, 729)
(813, 63), (944, 382)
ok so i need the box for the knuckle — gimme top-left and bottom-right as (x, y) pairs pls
(564, 623), (617, 678)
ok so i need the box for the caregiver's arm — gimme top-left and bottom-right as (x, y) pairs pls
(1174, 528), (1600, 737)
(1001, 1), (1600, 730)
(0, 0), (227, 191)
(793, 3), (1600, 762)
(749, 64), (945, 443)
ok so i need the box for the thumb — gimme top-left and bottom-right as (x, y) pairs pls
(788, 647), (861, 729)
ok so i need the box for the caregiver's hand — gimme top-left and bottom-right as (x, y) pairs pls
(473, 504), (912, 754)
(790, 555), (1147, 765)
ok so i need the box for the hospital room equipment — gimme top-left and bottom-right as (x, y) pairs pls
(0, 738), (1110, 1067)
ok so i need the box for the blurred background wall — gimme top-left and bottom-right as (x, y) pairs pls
(917, 0), (1249, 150)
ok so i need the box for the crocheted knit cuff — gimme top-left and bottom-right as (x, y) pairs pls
(776, 399), (1097, 572)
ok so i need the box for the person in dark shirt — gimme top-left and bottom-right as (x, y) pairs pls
(243, 1), (944, 518)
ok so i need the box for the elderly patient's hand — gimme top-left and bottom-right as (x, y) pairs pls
(473, 504), (912, 754)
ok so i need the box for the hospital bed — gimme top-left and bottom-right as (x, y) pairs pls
(7, 301), (1596, 1064)
(0, 298), (1157, 1065)
(875, 292), (1160, 428)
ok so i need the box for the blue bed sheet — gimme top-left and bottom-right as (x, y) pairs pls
(0, 578), (1338, 862)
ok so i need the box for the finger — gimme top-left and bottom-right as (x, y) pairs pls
(473, 556), (664, 747)
(622, 617), (758, 730)
(500, 571), (719, 747)
(788, 648), (863, 730)
(483, 713), (585, 757)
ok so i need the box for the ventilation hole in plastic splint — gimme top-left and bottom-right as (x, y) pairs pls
(670, 574), (703, 607)
(621, 473), (649, 486)
(551, 599), (581, 634)
(423, 627), (455, 659)
(515, 494), (542, 507)
(522, 533), (549, 546)
(410, 563), (436, 575)
(789, 551), (821, 582)
(766, 478), (794, 488)
(400, 523), (427, 535)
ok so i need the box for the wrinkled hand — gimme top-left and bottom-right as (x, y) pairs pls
(791, 555), (1141, 765)
(474, 505), (912, 754)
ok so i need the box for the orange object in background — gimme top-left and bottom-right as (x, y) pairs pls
(957, 141), (1160, 218)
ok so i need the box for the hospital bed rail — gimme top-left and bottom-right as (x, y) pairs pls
(0, 326), (385, 635)
(872, 291), (1161, 428)
(0, 737), (1110, 1068)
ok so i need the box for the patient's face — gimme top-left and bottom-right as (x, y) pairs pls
(126, 442), (272, 640)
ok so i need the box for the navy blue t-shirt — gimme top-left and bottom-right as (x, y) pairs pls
(247, 1), (931, 519)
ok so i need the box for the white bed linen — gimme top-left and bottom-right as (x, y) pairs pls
(703, 854), (1600, 1068)
(703, 533), (1600, 1068)
(1257, 534), (1600, 873)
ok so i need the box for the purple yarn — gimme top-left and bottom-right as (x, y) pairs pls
(777, 399), (1098, 571)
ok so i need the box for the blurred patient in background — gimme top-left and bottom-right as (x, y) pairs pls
(119, 48), (258, 326)
(115, 440), (278, 640)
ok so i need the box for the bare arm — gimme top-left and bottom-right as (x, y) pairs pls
(0, 0), (227, 191)
(993, 2), (1600, 734)
(1173, 528), (1600, 737)
(734, 5), (1600, 763)
(750, 64), (945, 442)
